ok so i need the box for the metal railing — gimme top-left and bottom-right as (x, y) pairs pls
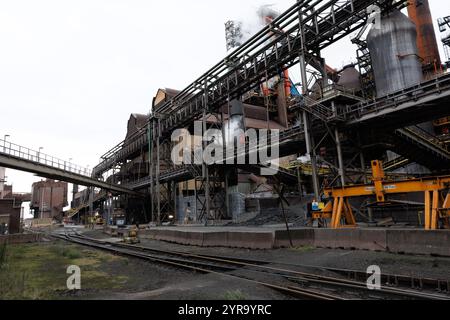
(0, 138), (92, 177)
(342, 72), (450, 121)
(395, 126), (450, 158)
(383, 156), (410, 172)
(316, 83), (361, 101)
(405, 126), (449, 152)
(93, 131), (148, 177)
(122, 126), (305, 189)
(302, 96), (339, 122)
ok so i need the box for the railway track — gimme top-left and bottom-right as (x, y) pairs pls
(51, 230), (450, 301)
(52, 231), (339, 300)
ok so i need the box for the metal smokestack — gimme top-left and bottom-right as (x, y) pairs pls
(407, 0), (441, 68)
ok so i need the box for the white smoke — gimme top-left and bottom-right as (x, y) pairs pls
(225, 3), (281, 51)
(242, 4), (280, 42)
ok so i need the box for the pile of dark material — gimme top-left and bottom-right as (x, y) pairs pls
(232, 206), (309, 227)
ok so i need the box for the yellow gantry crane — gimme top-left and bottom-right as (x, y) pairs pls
(316, 160), (450, 230)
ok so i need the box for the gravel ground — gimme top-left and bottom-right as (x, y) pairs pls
(54, 229), (289, 300)
(106, 273), (289, 300)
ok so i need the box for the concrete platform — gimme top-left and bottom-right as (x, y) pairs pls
(136, 226), (450, 257)
(140, 227), (276, 250)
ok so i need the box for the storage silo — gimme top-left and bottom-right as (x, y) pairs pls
(368, 10), (431, 174)
(367, 10), (423, 98)
(337, 64), (362, 92)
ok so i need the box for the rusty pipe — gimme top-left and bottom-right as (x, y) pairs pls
(407, 0), (441, 68)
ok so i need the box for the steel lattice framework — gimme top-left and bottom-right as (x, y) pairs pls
(88, 0), (450, 225)
(93, 0), (408, 179)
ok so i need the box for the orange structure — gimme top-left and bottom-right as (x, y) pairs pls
(317, 161), (450, 230)
(407, 0), (441, 68)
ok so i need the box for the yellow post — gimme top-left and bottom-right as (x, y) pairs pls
(344, 199), (357, 226)
(333, 197), (344, 228)
(443, 194), (450, 229)
(431, 191), (439, 230)
(330, 198), (339, 227)
(425, 191), (431, 230)
(443, 193), (450, 206)
(372, 160), (386, 203)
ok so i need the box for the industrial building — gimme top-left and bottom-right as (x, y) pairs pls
(0, 199), (21, 235)
(73, 0), (450, 231)
(1, 0), (450, 303)
(0, 167), (8, 199)
(0, 167), (31, 234)
(30, 179), (68, 221)
(0, 0), (449, 235)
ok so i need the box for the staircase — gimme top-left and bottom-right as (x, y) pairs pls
(383, 156), (411, 172)
(297, 96), (341, 123)
(389, 126), (450, 171)
(184, 150), (202, 180)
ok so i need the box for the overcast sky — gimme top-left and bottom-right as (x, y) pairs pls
(1, 0), (449, 203)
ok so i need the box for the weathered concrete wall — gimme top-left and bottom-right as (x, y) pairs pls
(140, 229), (275, 250)
(274, 229), (314, 248)
(0, 199), (21, 234)
(136, 227), (450, 256)
(0, 233), (42, 245)
(202, 232), (228, 247)
(226, 231), (273, 250)
(313, 229), (388, 251)
(386, 230), (450, 256)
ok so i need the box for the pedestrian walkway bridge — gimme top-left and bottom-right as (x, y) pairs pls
(0, 139), (139, 195)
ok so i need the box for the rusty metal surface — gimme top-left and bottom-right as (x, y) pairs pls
(407, 0), (442, 67)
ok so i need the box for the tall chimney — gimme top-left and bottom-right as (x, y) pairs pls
(407, 0), (441, 67)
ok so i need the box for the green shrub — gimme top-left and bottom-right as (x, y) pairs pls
(223, 290), (247, 300)
(62, 248), (82, 260)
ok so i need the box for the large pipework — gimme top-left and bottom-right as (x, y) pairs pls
(407, 0), (441, 69)
(225, 100), (246, 147)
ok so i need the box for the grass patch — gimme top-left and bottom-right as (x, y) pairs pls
(62, 248), (82, 260)
(0, 242), (7, 269)
(0, 241), (129, 300)
(223, 290), (247, 300)
(289, 246), (315, 253)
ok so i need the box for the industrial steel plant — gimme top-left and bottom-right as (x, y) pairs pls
(1, 0), (450, 303)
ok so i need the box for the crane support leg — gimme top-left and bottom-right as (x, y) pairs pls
(316, 161), (450, 230)
(443, 193), (450, 229)
(431, 191), (440, 230)
(329, 197), (357, 229)
(344, 199), (357, 227)
(425, 191), (432, 230)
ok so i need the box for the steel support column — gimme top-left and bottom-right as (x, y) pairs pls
(156, 119), (161, 225)
(89, 186), (94, 227)
(202, 109), (211, 224)
(298, 3), (320, 199)
(335, 128), (346, 187)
